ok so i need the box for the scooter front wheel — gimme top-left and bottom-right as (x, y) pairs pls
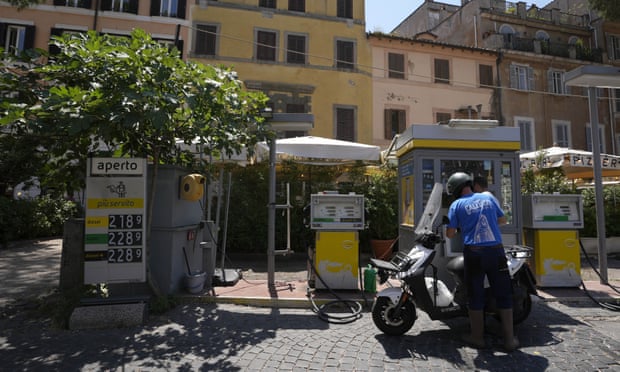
(372, 297), (417, 336)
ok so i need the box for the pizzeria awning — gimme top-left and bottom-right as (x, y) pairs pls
(520, 146), (620, 179)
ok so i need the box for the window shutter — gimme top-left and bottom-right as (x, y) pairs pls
(384, 109), (391, 140)
(527, 66), (535, 91)
(177, 0), (186, 19)
(398, 110), (406, 133)
(509, 65), (517, 88)
(150, 0), (160, 16)
(547, 70), (553, 93)
(49, 27), (64, 55)
(0, 23), (6, 48)
(24, 25), (36, 50)
(100, 0), (111, 11)
(608, 35), (615, 60)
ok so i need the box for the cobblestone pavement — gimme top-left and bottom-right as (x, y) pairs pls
(1, 239), (619, 371)
(1, 300), (619, 371)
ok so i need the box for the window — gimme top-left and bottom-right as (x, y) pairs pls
(256, 30), (277, 61)
(608, 35), (620, 60)
(151, 0), (186, 18)
(548, 69), (566, 94)
(552, 120), (571, 148)
(516, 117), (535, 151)
(195, 24), (217, 56)
(586, 124), (605, 153)
(49, 28), (83, 55)
(436, 112), (451, 124)
(500, 24), (515, 48)
(53, 0), (91, 8)
(434, 58), (449, 84)
(615, 89), (620, 112)
(286, 34), (306, 64)
(1, 23), (35, 56)
(479, 64), (493, 87)
(509, 64), (534, 91)
(101, 0), (138, 14)
(288, 0), (304, 12)
(336, 107), (355, 141)
(285, 103), (307, 137)
(388, 53), (405, 79)
(428, 10), (440, 28)
(384, 109), (406, 140)
(336, 39), (354, 69)
(337, 0), (353, 19)
(259, 0), (276, 8)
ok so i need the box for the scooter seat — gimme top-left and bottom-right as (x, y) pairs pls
(370, 258), (399, 272)
(446, 256), (464, 275)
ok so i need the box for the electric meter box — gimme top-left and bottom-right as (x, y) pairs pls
(522, 194), (584, 229)
(310, 193), (365, 230)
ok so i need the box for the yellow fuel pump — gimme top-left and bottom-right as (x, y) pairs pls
(309, 192), (364, 290)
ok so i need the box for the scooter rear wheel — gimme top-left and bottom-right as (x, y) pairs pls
(372, 297), (417, 336)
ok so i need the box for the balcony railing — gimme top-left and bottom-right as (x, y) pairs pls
(500, 35), (602, 62)
(487, 0), (588, 28)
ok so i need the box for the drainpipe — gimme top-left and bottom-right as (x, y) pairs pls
(93, 0), (99, 31)
(495, 50), (504, 125)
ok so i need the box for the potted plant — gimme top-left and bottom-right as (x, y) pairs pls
(365, 164), (399, 259)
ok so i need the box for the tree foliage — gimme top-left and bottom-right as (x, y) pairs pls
(590, 0), (620, 21)
(1, 29), (270, 198)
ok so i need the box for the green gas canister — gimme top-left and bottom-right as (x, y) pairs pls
(363, 265), (377, 293)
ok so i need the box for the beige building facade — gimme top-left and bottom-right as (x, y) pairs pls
(369, 33), (498, 147)
(394, 0), (619, 155)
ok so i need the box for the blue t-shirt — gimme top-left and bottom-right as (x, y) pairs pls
(447, 192), (504, 246)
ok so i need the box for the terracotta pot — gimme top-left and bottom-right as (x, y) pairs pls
(370, 238), (397, 260)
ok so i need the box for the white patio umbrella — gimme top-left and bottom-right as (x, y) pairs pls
(256, 136), (381, 164)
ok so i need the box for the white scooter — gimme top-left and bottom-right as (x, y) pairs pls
(370, 183), (537, 336)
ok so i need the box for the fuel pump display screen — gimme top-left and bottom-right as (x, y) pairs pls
(310, 193), (364, 230)
(522, 194), (584, 229)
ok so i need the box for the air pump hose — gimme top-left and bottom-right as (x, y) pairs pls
(579, 239), (620, 312)
(306, 249), (367, 324)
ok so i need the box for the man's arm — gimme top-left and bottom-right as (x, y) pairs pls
(446, 227), (457, 239)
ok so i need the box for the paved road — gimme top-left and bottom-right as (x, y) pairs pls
(1, 239), (619, 371)
(1, 300), (619, 371)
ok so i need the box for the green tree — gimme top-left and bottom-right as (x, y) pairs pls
(1, 30), (269, 292)
(590, 0), (620, 21)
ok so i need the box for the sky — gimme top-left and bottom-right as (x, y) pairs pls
(365, 0), (557, 32)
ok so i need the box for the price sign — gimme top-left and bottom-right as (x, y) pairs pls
(84, 158), (147, 284)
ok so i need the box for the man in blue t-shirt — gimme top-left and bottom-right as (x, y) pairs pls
(445, 172), (518, 352)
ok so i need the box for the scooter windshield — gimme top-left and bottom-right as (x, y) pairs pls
(414, 183), (443, 236)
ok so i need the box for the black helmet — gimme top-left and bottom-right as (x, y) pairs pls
(446, 172), (472, 196)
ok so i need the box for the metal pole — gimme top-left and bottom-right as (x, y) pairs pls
(268, 135), (276, 287)
(587, 86), (608, 284)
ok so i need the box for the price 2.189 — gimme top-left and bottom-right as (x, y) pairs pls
(108, 214), (143, 230)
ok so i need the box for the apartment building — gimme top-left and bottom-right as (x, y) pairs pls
(1, 0), (373, 143)
(189, 0), (373, 143)
(394, 0), (619, 155)
(369, 33), (498, 147)
(0, 0), (189, 56)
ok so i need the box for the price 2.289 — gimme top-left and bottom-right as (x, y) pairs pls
(107, 247), (143, 263)
(108, 231), (143, 247)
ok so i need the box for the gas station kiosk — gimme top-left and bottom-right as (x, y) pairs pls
(393, 121), (523, 286)
(522, 194), (584, 287)
(309, 192), (365, 290)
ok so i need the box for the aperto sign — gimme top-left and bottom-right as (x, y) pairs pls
(84, 157), (147, 284)
(90, 157), (145, 175)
